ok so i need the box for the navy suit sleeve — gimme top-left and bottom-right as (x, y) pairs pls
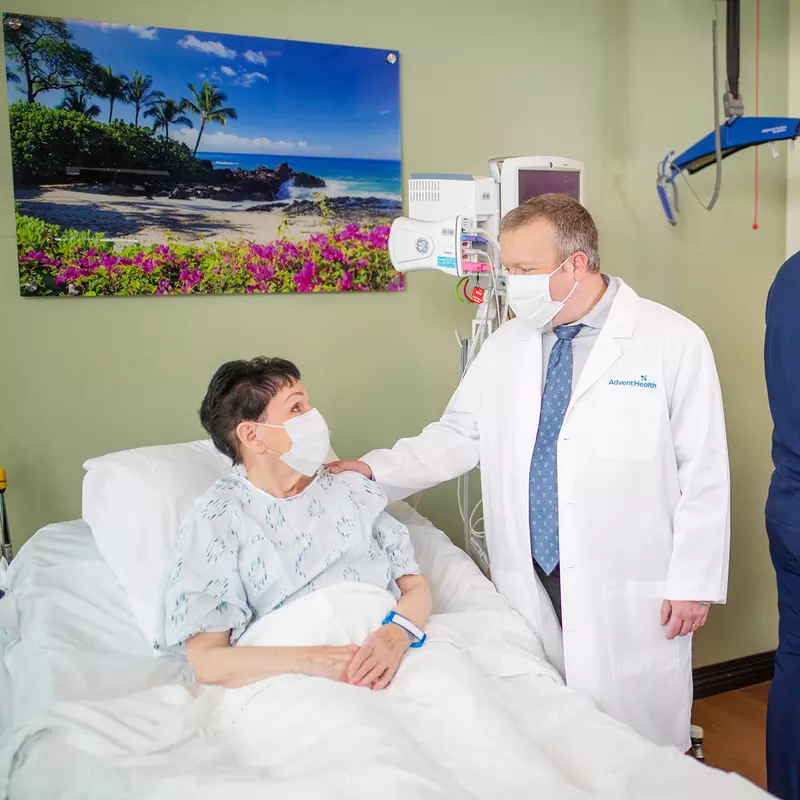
(765, 253), (800, 529)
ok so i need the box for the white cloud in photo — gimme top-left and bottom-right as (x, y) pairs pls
(243, 49), (267, 66)
(177, 34), (236, 59)
(72, 20), (159, 40)
(130, 26), (158, 40)
(198, 68), (222, 83)
(378, 109), (391, 116)
(173, 128), (322, 155)
(232, 71), (268, 88)
(212, 64), (268, 88)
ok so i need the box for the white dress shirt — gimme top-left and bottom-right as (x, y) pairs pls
(541, 275), (619, 391)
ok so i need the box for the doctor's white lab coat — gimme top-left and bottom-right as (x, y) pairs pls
(363, 279), (730, 751)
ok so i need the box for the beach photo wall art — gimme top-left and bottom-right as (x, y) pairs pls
(4, 13), (403, 296)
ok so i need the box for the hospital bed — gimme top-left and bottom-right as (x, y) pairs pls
(0, 492), (767, 799)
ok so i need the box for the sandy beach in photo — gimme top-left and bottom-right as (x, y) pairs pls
(15, 184), (326, 246)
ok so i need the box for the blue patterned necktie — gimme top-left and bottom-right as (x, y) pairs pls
(530, 324), (584, 575)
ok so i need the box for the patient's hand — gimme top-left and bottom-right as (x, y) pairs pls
(347, 625), (412, 690)
(326, 460), (373, 480)
(305, 645), (360, 682)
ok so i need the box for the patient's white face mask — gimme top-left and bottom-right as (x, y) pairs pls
(506, 256), (578, 330)
(254, 408), (331, 477)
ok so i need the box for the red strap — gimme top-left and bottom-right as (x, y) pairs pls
(753, 0), (761, 230)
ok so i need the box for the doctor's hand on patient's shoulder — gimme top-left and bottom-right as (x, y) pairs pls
(660, 600), (710, 640)
(347, 624), (412, 690)
(326, 460), (373, 480)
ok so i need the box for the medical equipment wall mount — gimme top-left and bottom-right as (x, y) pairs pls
(387, 157), (584, 572)
(656, 0), (800, 225)
(389, 211), (501, 573)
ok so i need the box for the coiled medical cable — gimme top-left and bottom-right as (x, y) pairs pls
(669, 6), (724, 213)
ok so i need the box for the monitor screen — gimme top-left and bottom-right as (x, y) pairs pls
(518, 170), (581, 203)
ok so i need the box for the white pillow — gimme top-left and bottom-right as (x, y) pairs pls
(82, 439), (339, 647)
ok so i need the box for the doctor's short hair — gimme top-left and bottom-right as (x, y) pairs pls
(200, 356), (301, 464)
(500, 194), (600, 272)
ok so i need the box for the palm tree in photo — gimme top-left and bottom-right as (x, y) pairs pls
(92, 64), (130, 124)
(182, 81), (237, 157)
(127, 70), (162, 128)
(144, 98), (193, 140)
(59, 89), (101, 119)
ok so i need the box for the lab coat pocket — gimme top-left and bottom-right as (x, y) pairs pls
(602, 581), (680, 679)
(592, 390), (661, 462)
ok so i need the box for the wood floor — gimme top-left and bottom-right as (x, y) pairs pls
(691, 682), (769, 790)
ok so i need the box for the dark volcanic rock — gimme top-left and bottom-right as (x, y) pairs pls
(246, 202), (290, 212)
(292, 171), (326, 189)
(209, 168), (236, 185)
(216, 189), (247, 202)
(236, 178), (270, 195)
(284, 196), (401, 218)
(149, 164), (326, 203)
(283, 199), (323, 217)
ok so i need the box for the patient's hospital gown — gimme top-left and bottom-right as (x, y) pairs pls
(162, 469), (420, 648)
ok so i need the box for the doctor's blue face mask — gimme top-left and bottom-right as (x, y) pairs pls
(506, 255), (578, 329)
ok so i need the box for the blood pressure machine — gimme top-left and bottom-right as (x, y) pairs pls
(387, 156), (584, 571)
(391, 156), (583, 273)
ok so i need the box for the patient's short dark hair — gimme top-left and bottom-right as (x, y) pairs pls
(200, 357), (301, 464)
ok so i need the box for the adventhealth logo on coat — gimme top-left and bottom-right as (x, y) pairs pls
(608, 374), (658, 389)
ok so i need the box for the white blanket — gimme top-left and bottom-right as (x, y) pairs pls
(1, 582), (765, 800)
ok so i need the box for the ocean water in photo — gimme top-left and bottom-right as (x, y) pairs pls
(199, 152), (402, 202)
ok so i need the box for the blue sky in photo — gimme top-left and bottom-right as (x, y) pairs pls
(5, 18), (401, 160)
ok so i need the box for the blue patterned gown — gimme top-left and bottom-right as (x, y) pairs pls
(161, 469), (420, 649)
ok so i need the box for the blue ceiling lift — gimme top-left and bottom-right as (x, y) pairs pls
(657, 0), (800, 225)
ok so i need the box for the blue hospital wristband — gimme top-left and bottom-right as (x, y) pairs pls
(382, 611), (426, 648)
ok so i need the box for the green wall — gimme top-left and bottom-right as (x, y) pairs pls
(0, 0), (787, 668)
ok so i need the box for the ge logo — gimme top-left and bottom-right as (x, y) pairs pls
(415, 237), (429, 254)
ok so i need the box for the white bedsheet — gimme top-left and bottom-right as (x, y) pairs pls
(0, 520), (190, 734)
(0, 509), (767, 799)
